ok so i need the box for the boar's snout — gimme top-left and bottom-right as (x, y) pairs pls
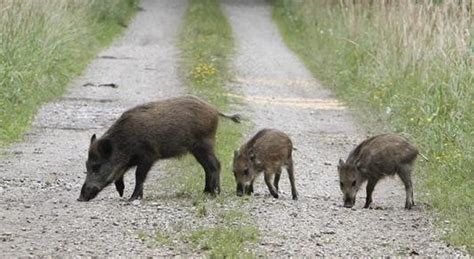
(78, 184), (101, 202)
(343, 195), (355, 208)
(343, 200), (354, 208)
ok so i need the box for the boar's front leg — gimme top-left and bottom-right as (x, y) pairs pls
(129, 159), (153, 201)
(264, 171), (279, 199)
(115, 176), (125, 197)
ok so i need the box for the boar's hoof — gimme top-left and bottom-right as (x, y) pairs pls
(343, 201), (354, 208)
(128, 193), (142, 202)
(114, 179), (124, 197)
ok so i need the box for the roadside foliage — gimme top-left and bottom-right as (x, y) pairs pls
(0, 0), (138, 145)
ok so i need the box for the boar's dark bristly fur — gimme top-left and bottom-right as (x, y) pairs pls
(337, 133), (419, 209)
(78, 95), (240, 202)
(233, 128), (298, 200)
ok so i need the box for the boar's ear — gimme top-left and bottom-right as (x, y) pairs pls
(97, 138), (113, 159)
(90, 134), (97, 144)
(337, 159), (345, 170)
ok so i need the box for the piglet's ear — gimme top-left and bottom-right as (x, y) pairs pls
(337, 159), (345, 170)
(355, 161), (366, 173)
(90, 134), (97, 144)
(248, 149), (262, 167)
(97, 138), (113, 159)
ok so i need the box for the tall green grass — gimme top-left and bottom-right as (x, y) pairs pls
(0, 0), (138, 145)
(273, 0), (473, 252)
(158, 0), (259, 257)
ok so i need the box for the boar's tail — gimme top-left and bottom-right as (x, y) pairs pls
(218, 112), (241, 123)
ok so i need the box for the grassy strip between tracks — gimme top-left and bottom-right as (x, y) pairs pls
(149, 0), (260, 257)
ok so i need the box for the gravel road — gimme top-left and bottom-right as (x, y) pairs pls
(222, 0), (465, 256)
(0, 0), (466, 257)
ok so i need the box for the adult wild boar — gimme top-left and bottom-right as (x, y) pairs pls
(78, 95), (241, 202)
(233, 128), (298, 200)
(338, 133), (419, 209)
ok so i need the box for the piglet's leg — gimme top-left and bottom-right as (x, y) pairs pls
(287, 160), (298, 200)
(264, 171), (279, 199)
(273, 168), (281, 191)
(364, 179), (378, 208)
(398, 164), (414, 209)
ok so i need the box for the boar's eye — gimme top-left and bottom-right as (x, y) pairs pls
(339, 181), (344, 188)
(351, 180), (356, 187)
(244, 169), (249, 176)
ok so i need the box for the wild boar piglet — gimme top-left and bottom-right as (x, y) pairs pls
(233, 128), (298, 200)
(338, 133), (419, 209)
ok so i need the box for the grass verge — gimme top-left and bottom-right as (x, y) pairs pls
(154, 0), (259, 257)
(0, 0), (139, 145)
(273, 0), (473, 252)
(187, 210), (259, 257)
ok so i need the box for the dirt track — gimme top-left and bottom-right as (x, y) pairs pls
(0, 0), (465, 256)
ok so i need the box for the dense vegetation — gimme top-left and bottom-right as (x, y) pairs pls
(273, 0), (473, 251)
(0, 0), (138, 145)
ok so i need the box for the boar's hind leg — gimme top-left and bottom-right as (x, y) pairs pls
(192, 140), (221, 195)
(129, 159), (153, 201)
(398, 164), (414, 209)
(115, 176), (125, 197)
(364, 178), (378, 208)
(287, 160), (298, 200)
